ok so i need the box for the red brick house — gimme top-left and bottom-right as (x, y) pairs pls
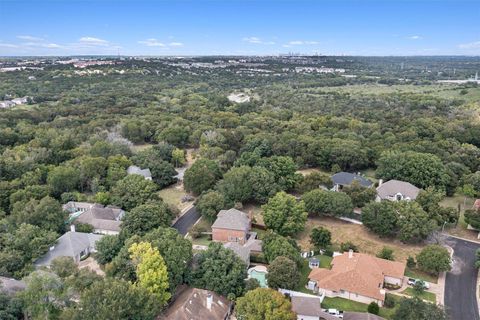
(211, 208), (250, 245)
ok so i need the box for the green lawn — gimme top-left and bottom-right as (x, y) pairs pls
(191, 235), (212, 246)
(296, 259), (313, 294)
(401, 287), (436, 303)
(321, 295), (399, 319)
(312, 254), (333, 268)
(405, 268), (438, 284)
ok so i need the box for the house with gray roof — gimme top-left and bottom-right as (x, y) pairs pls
(223, 242), (250, 266)
(291, 296), (337, 320)
(34, 230), (104, 268)
(331, 172), (372, 191)
(344, 312), (385, 320)
(0, 277), (26, 295)
(376, 179), (420, 202)
(74, 205), (124, 235)
(127, 165), (152, 180)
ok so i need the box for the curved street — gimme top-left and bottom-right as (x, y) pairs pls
(444, 236), (480, 320)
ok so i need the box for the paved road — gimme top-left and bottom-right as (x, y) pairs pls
(444, 236), (480, 320)
(172, 206), (200, 236)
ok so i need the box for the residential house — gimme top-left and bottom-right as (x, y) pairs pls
(0, 277), (26, 295)
(64, 202), (124, 235)
(127, 165), (152, 180)
(11, 97), (29, 105)
(223, 242), (250, 266)
(160, 287), (232, 320)
(291, 296), (337, 320)
(212, 208), (250, 245)
(376, 179), (420, 202)
(34, 230), (104, 268)
(308, 251), (405, 307)
(0, 101), (15, 109)
(331, 172), (373, 192)
(344, 312), (385, 320)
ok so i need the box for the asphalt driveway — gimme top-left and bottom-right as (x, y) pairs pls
(172, 206), (200, 236)
(444, 236), (480, 320)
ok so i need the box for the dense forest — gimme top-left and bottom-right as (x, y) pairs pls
(0, 55), (479, 319)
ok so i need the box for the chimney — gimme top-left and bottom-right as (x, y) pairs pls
(348, 249), (353, 258)
(206, 293), (213, 311)
(378, 179), (383, 187)
(70, 224), (76, 233)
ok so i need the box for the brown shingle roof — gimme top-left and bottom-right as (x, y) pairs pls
(75, 206), (123, 232)
(309, 252), (405, 301)
(160, 287), (231, 320)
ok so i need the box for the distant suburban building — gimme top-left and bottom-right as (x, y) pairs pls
(127, 165), (152, 180)
(64, 202), (124, 235)
(308, 251), (405, 307)
(331, 172), (373, 191)
(35, 230), (104, 268)
(227, 92), (250, 103)
(212, 208), (251, 245)
(376, 179), (420, 202)
(0, 101), (15, 109)
(160, 287), (232, 320)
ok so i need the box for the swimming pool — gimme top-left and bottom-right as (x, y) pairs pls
(248, 266), (268, 288)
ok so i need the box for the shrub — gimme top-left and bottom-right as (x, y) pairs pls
(340, 241), (358, 253)
(368, 302), (380, 315)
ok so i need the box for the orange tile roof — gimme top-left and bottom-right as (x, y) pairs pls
(309, 252), (405, 301)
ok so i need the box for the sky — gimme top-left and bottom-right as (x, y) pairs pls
(0, 0), (479, 56)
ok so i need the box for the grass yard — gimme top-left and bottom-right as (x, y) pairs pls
(440, 194), (479, 241)
(297, 216), (424, 263)
(191, 234), (212, 246)
(158, 184), (193, 212)
(312, 254), (333, 268)
(321, 295), (399, 319)
(404, 268), (438, 284)
(296, 167), (331, 176)
(296, 259), (313, 294)
(401, 287), (436, 303)
(243, 203), (264, 225)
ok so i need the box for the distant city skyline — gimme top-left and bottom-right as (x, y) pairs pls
(0, 0), (479, 56)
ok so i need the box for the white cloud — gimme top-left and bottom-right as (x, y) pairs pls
(22, 42), (62, 49)
(242, 37), (275, 45)
(78, 36), (109, 46)
(286, 40), (319, 46)
(0, 43), (18, 48)
(407, 35), (422, 40)
(17, 35), (44, 41)
(169, 42), (183, 47)
(138, 38), (166, 47)
(459, 41), (480, 49)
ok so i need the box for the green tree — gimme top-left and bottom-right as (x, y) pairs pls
(303, 189), (353, 217)
(310, 227), (332, 249)
(110, 174), (159, 210)
(235, 288), (295, 320)
(216, 165), (253, 203)
(396, 202), (437, 243)
(50, 257), (77, 278)
(257, 156), (300, 191)
(393, 297), (448, 320)
(263, 232), (301, 266)
(0, 290), (23, 320)
(95, 235), (122, 265)
(11, 196), (66, 233)
(64, 278), (158, 320)
(192, 242), (246, 298)
(184, 158), (222, 195)
(171, 148), (186, 167)
(195, 190), (225, 222)
(296, 171), (333, 194)
(121, 202), (174, 239)
(19, 271), (66, 320)
(376, 151), (449, 189)
(47, 166), (80, 196)
(416, 245), (451, 275)
(266, 256), (300, 290)
(377, 247), (394, 261)
(262, 192), (307, 237)
(343, 180), (377, 208)
(128, 241), (170, 305)
(367, 302), (380, 315)
(361, 201), (398, 237)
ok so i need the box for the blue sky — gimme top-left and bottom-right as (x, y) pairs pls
(0, 0), (479, 56)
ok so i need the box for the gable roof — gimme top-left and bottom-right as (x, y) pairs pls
(211, 208), (250, 231)
(223, 242), (250, 265)
(127, 165), (152, 178)
(35, 231), (104, 267)
(309, 252), (405, 301)
(376, 180), (420, 200)
(75, 206), (123, 232)
(291, 296), (337, 319)
(0, 277), (26, 294)
(160, 287), (231, 320)
(332, 172), (372, 187)
(344, 312), (386, 320)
